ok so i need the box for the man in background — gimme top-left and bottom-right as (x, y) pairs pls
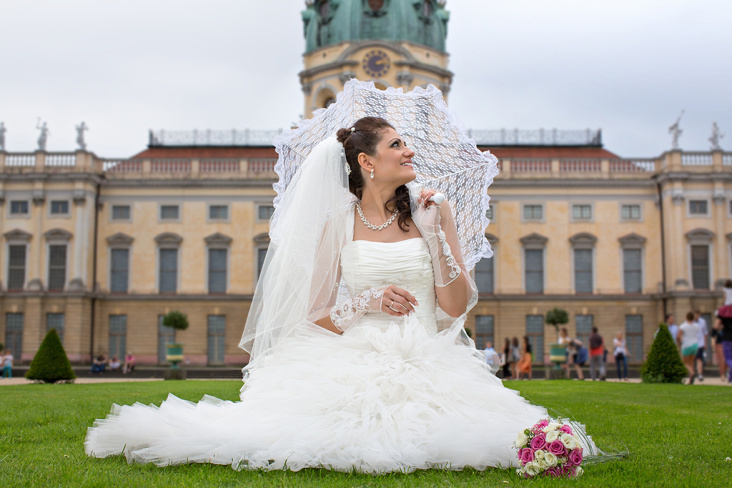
(694, 311), (708, 382)
(589, 327), (606, 381)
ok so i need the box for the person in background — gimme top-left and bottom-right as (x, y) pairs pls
(711, 320), (727, 380)
(558, 327), (572, 378)
(715, 280), (732, 383)
(678, 312), (701, 385)
(109, 356), (121, 372)
(91, 354), (107, 374)
(693, 311), (708, 382)
(666, 314), (679, 346)
(2, 349), (13, 379)
(501, 338), (511, 379)
(510, 337), (521, 380)
(517, 336), (533, 380)
(482, 341), (501, 373)
(123, 352), (136, 374)
(588, 327), (606, 381)
(613, 331), (629, 381)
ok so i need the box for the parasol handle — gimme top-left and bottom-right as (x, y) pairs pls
(428, 193), (445, 204)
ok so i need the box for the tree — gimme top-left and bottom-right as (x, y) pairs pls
(641, 324), (687, 384)
(545, 308), (569, 343)
(162, 310), (189, 331)
(25, 329), (76, 383)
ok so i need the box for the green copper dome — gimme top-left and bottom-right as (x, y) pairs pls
(302, 0), (449, 53)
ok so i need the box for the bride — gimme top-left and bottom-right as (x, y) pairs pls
(85, 116), (573, 473)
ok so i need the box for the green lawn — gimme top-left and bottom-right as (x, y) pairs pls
(1, 380), (730, 487)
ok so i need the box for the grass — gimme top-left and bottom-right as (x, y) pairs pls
(1, 379), (730, 487)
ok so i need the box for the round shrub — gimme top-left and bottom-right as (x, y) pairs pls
(640, 323), (687, 384)
(162, 310), (189, 331)
(25, 329), (76, 383)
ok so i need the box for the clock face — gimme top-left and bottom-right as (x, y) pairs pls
(362, 50), (391, 78)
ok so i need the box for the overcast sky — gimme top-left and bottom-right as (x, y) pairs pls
(1, 0), (729, 157)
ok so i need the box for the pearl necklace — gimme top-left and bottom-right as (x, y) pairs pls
(356, 202), (398, 231)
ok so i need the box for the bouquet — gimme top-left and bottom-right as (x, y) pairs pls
(513, 419), (584, 478)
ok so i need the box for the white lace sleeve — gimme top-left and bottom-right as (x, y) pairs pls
(329, 286), (387, 332)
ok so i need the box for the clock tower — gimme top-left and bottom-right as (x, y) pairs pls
(300, 0), (452, 118)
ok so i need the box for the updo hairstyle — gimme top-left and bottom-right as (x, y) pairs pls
(336, 117), (412, 231)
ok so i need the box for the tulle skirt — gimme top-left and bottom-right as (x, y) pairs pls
(85, 315), (549, 473)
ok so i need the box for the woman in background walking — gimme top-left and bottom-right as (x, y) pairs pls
(613, 332), (629, 381)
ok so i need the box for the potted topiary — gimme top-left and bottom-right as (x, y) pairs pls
(641, 323), (687, 383)
(545, 308), (569, 377)
(162, 310), (189, 380)
(25, 329), (76, 383)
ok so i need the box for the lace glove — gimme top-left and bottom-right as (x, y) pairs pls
(413, 203), (462, 287)
(329, 285), (388, 332)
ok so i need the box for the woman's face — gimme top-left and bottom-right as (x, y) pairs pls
(367, 127), (416, 186)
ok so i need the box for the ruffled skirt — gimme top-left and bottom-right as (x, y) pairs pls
(85, 315), (549, 473)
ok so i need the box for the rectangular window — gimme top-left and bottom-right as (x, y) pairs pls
(475, 256), (494, 294)
(8, 245), (26, 291)
(207, 315), (226, 364)
(523, 205), (543, 220)
(209, 205), (228, 220)
(50, 200), (69, 215)
(111, 205), (131, 220)
(160, 205), (179, 220)
(109, 315), (127, 360)
(110, 248), (129, 293)
(625, 315), (643, 363)
(621, 204), (641, 220)
(486, 205), (494, 221)
(258, 205), (275, 220)
(159, 248), (178, 293)
(474, 315), (494, 350)
(526, 315), (544, 364)
(525, 249), (543, 294)
(47, 313), (65, 344)
(10, 201), (29, 215)
(574, 249), (593, 294)
(208, 248), (227, 293)
(689, 200), (708, 215)
(691, 245), (710, 290)
(623, 248), (642, 293)
(257, 248), (268, 280)
(575, 315), (593, 351)
(48, 245), (67, 291)
(158, 315), (176, 364)
(5, 313), (24, 360)
(572, 204), (592, 220)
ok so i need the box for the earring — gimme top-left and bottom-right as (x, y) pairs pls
(370, 169), (374, 179)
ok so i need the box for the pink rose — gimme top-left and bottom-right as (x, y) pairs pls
(530, 433), (547, 450)
(533, 419), (549, 432)
(568, 448), (583, 466)
(548, 440), (567, 457)
(562, 464), (576, 477)
(560, 424), (573, 435)
(544, 467), (560, 477)
(518, 448), (534, 465)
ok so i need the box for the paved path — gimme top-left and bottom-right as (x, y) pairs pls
(1, 376), (728, 386)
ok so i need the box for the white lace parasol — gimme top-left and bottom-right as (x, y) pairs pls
(271, 79), (500, 271)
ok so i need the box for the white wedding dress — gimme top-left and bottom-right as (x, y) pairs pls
(85, 236), (552, 473)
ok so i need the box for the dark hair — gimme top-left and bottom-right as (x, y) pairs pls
(725, 279), (732, 288)
(336, 117), (412, 232)
(592, 327), (598, 333)
(512, 337), (519, 347)
(665, 313), (673, 322)
(686, 311), (695, 321)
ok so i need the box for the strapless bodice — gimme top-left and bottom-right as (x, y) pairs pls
(340, 238), (437, 333)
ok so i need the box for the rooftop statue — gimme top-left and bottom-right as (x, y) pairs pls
(668, 111), (683, 150)
(0, 122), (6, 151)
(709, 122), (724, 151)
(76, 121), (89, 151)
(36, 119), (50, 152)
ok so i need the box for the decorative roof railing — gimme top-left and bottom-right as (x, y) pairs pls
(148, 129), (284, 147)
(467, 129), (602, 146)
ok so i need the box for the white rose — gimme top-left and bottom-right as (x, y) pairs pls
(534, 449), (545, 460)
(575, 466), (584, 477)
(525, 462), (539, 476)
(536, 459), (548, 471)
(544, 452), (558, 467)
(543, 422), (561, 433)
(545, 430), (560, 443)
(561, 433), (579, 450)
(514, 430), (528, 447)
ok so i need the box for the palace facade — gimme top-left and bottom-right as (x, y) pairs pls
(1, 1), (730, 367)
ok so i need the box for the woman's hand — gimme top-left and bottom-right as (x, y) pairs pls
(381, 285), (418, 317)
(418, 189), (439, 208)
